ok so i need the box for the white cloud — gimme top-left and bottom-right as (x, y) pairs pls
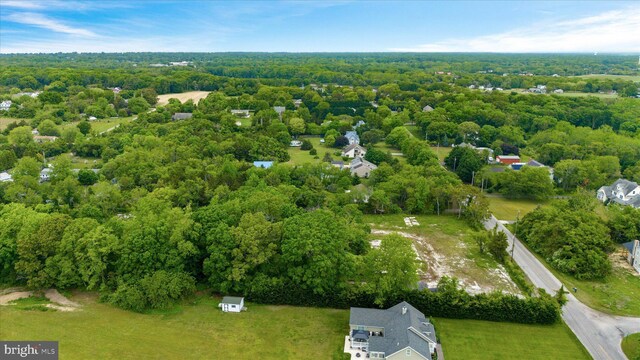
(5, 12), (97, 37)
(0, 1), (45, 9)
(392, 7), (640, 52)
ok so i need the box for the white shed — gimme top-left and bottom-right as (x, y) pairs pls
(219, 296), (245, 313)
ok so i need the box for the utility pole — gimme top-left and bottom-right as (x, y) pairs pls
(471, 171), (475, 186)
(511, 210), (520, 259)
(453, 157), (457, 171)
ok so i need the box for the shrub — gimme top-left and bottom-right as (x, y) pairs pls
(301, 139), (313, 150)
(309, 148), (317, 155)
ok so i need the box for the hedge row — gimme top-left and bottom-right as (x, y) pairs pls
(246, 276), (561, 325)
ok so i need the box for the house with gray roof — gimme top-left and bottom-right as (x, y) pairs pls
(347, 301), (437, 359)
(422, 105), (434, 112)
(622, 240), (640, 273)
(0, 171), (13, 182)
(597, 179), (640, 208)
(171, 112), (192, 121)
(345, 131), (360, 145)
(218, 296), (245, 313)
(350, 157), (377, 178)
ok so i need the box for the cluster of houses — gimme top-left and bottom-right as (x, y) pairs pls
(0, 166), (54, 183)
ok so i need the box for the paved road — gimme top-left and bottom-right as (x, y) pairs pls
(484, 215), (640, 360)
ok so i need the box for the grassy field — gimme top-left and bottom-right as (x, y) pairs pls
(487, 196), (547, 221)
(363, 214), (520, 294)
(575, 74), (640, 83)
(511, 236), (640, 317)
(430, 146), (452, 163)
(436, 318), (590, 360)
(0, 117), (26, 130)
(60, 116), (135, 134)
(0, 293), (348, 360)
(0, 291), (590, 360)
(622, 333), (640, 360)
(552, 264), (640, 317)
(156, 91), (211, 105)
(287, 137), (337, 165)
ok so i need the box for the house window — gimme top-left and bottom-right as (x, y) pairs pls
(406, 349), (411, 356)
(357, 326), (365, 331)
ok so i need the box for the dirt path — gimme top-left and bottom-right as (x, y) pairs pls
(0, 289), (81, 311)
(45, 289), (80, 308)
(0, 291), (33, 305)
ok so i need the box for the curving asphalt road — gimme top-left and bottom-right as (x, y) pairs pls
(484, 215), (640, 360)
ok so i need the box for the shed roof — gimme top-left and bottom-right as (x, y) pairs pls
(221, 296), (244, 305)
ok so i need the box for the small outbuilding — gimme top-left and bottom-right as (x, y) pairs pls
(219, 296), (245, 313)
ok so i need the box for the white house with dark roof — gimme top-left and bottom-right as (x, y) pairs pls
(218, 296), (245, 313)
(346, 302), (437, 359)
(342, 143), (367, 159)
(597, 179), (640, 208)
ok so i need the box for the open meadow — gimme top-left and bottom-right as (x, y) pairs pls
(156, 91), (211, 105)
(487, 196), (548, 221)
(0, 292), (590, 360)
(0, 117), (25, 131)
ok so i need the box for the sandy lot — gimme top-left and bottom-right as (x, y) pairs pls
(156, 91), (210, 105)
(370, 228), (520, 295)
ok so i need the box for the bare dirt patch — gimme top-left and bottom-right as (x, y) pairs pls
(156, 91), (210, 105)
(370, 228), (520, 295)
(45, 289), (80, 308)
(0, 289), (81, 311)
(0, 291), (33, 305)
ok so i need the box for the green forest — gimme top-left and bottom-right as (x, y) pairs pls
(1, 53), (639, 320)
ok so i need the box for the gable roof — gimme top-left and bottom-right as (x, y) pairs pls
(422, 105), (434, 112)
(350, 301), (435, 359)
(612, 179), (639, 196)
(497, 155), (520, 160)
(345, 131), (359, 141)
(343, 143), (365, 153)
(220, 296), (244, 305)
(527, 159), (545, 167)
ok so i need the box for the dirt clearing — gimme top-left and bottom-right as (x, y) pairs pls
(156, 91), (210, 105)
(370, 220), (521, 295)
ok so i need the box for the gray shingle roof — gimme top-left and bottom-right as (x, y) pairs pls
(221, 296), (244, 305)
(350, 301), (435, 358)
(612, 179), (639, 196)
(172, 112), (192, 120)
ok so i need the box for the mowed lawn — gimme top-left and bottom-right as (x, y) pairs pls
(487, 196), (547, 221)
(0, 293), (348, 360)
(435, 318), (590, 360)
(430, 146), (452, 163)
(622, 333), (640, 360)
(60, 116), (134, 134)
(287, 137), (336, 165)
(0, 292), (590, 360)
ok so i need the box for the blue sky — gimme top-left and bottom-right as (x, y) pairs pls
(1, 0), (639, 53)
